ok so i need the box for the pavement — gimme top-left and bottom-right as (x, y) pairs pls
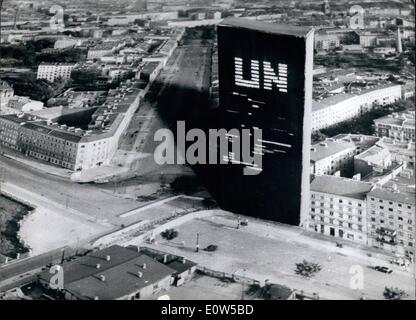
(147, 211), (416, 300)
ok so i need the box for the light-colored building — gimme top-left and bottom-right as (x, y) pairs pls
(0, 81), (14, 110)
(54, 37), (83, 49)
(381, 138), (415, 170)
(37, 63), (77, 82)
(0, 80), (147, 171)
(315, 32), (340, 51)
(367, 176), (415, 260)
(308, 175), (372, 244)
(312, 84), (402, 131)
(374, 111), (415, 142)
(87, 41), (126, 60)
(1, 96), (43, 115)
(373, 47), (396, 55)
(354, 145), (392, 178)
(310, 138), (356, 176)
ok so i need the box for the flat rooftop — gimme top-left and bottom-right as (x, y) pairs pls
(219, 17), (313, 38)
(311, 175), (373, 200)
(311, 139), (356, 162)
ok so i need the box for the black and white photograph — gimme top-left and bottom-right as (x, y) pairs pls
(0, 0), (414, 310)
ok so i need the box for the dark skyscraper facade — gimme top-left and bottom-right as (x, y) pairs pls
(215, 18), (314, 226)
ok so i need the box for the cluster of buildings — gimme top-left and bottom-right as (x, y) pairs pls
(1, 80), (44, 115)
(374, 112), (415, 142)
(306, 122), (415, 260)
(0, 26), (184, 172)
(0, 79), (145, 171)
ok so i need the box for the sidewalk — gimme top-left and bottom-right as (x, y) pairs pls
(2, 152), (71, 179)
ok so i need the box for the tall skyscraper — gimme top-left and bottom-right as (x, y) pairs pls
(214, 18), (314, 226)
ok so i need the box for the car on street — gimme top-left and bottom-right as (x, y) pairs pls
(374, 266), (393, 274)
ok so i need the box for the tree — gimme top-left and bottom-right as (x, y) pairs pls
(161, 229), (178, 241)
(383, 287), (408, 300)
(312, 131), (328, 144)
(295, 260), (322, 278)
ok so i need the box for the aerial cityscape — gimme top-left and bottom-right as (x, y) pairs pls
(0, 0), (415, 303)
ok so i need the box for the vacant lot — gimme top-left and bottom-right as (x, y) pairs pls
(0, 195), (32, 258)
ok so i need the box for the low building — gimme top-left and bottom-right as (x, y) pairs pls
(37, 63), (77, 83)
(0, 80), (14, 110)
(2, 96), (43, 115)
(373, 47), (396, 56)
(311, 135), (380, 177)
(310, 139), (356, 176)
(374, 111), (415, 142)
(39, 245), (176, 300)
(54, 37), (83, 49)
(354, 145), (392, 178)
(87, 41), (126, 60)
(165, 258), (197, 287)
(380, 138), (415, 170)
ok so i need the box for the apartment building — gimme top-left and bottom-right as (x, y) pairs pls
(308, 175), (373, 244)
(306, 172), (416, 260)
(311, 135), (380, 176)
(367, 176), (415, 260)
(312, 84), (402, 131)
(37, 63), (77, 83)
(0, 80), (146, 171)
(374, 111), (415, 142)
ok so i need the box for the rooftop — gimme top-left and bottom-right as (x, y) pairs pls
(374, 112), (415, 127)
(311, 139), (356, 162)
(311, 175), (373, 200)
(313, 83), (401, 112)
(39, 245), (140, 285)
(219, 17), (314, 38)
(64, 252), (174, 300)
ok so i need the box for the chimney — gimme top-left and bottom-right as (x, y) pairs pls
(182, 257), (186, 264)
(99, 275), (106, 281)
(163, 254), (168, 264)
(142, 263), (147, 269)
(106, 255), (111, 261)
(96, 263), (101, 269)
(94, 296), (99, 300)
(137, 271), (143, 278)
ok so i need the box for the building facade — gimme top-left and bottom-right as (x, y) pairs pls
(374, 112), (415, 142)
(308, 175), (372, 244)
(312, 84), (402, 131)
(37, 63), (77, 83)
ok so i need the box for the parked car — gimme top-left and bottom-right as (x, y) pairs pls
(203, 245), (218, 252)
(390, 258), (409, 267)
(374, 266), (393, 274)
